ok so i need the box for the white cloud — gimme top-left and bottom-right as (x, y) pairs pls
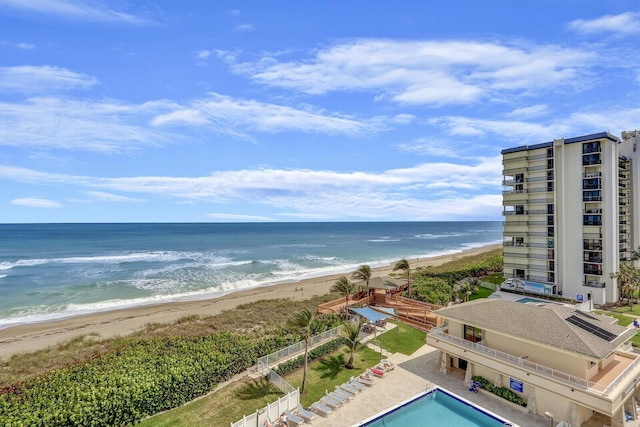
(506, 104), (549, 120)
(0, 40), (34, 49)
(0, 0), (146, 23)
(84, 191), (143, 202)
(0, 66), (98, 93)
(568, 12), (640, 36)
(151, 109), (209, 126)
(11, 197), (61, 208)
(155, 92), (377, 135)
(0, 97), (174, 152)
(0, 157), (503, 220)
(235, 23), (255, 32)
(223, 39), (597, 106)
(206, 213), (273, 221)
(396, 138), (463, 158)
(197, 50), (212, 60)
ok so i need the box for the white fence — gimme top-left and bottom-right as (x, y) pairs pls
(233, 326), (343, 427)
(257, 325), (343, 375)
(230, 388), (299, 427)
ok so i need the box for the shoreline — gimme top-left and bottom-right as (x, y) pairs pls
(0, 243), (501, 359)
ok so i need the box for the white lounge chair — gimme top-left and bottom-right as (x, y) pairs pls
(349, 376), (366, 390)
(310, 401), (332, 417)
(284, 409), (304, 427)
(320, 396), (341, 409)
(355, 374), (374, 386)
(297, 404), (316, 422)
(339, 383), (360, 394)
(327, 391), (350, 404)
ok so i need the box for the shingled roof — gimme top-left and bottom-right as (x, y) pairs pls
(434, 299), (636, 359)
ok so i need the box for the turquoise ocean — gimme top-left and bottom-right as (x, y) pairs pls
(0, 222), (502, 328)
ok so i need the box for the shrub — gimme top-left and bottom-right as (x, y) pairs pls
(472, 375), (526, 407)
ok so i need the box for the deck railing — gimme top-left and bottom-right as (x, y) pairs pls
(428, 326), (638, 395)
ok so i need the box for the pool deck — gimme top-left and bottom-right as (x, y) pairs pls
(307, 343), (551, 427)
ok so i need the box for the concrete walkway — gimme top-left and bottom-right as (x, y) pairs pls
(307, 344), (551, 427)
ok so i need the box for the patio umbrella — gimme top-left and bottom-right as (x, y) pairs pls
(527, 387), (537, 414)
(464, 363), (473, 386)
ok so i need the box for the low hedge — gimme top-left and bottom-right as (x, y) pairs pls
(0, 331), (298, 426)
(472, 375), (526, 407)
(274, 338), (345, 376)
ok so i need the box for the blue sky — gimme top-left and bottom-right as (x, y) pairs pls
(1, 1), (639, 223)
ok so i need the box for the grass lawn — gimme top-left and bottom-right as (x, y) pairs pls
(138, 377), (283, 427)
(469, 286), (494, 301)
(132, 322), (427, 427)
(376, 322), (426, 355)
(593, 310), (636, 327)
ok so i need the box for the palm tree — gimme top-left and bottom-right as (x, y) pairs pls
(393, 258), (411, 297)
(288, 308), (315, 393)
(611, 262), (638, 307)
(331, 276), (355, 317)
(340, 319), (364, 369)
(352, 265), (372, 306)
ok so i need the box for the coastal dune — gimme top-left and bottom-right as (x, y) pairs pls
(0, 244), (500, 359)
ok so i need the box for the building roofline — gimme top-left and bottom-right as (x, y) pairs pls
(501, 132), (621, 155)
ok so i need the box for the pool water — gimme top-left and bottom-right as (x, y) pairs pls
(358, 388), (513, 427)
(516, 297), (546, 304)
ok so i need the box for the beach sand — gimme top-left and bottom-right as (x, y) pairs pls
(0, 244), (501, 360)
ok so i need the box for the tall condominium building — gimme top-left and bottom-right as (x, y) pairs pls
(501, 130), (640, 305)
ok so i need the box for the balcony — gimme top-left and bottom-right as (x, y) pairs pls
(428, 326), (640, 396)
(584, 281), (606, 288)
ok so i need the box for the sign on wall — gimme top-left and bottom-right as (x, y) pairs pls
(509, 378), (523, 393)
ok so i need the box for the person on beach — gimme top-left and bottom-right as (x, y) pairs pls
(264, 418), (274, 427)
(280, 412), (288, 426)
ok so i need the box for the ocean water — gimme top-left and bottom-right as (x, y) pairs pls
(0, 222), (502, 328)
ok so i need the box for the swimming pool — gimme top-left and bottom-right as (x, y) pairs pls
(516, 297), (547, 304)
(356, 387), (516, 427)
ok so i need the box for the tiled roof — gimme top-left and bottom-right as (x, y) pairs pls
(434, 299), (636, 359)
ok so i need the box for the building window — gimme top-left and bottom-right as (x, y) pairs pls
(515, 205), (524, 215)
(464, 325), (483, 343)
(547, 159), (554, 169)
(515, 173), (524, 183)
(583, 215), (602, 226)
(583, 190), (601, 202)
(547, 182), (554, 191)
(546, 148), (554, 158)
(583, 141), (601, 154)
(515, 269), (525, 278)
(515, 237), (524, 246)
(547, 204), (554, 214)
(583, 153), (601, 165)
(547, 227), (554, 237)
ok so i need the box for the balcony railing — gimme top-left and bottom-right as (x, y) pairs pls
(584, 281), (606, 288)
(428, 327), (640, 396)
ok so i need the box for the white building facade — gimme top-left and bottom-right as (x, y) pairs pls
(502, 131), (640, 305)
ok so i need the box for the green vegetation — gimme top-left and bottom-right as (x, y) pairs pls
(378, 322), (426, 355)
(409, 248), (502, 305)
(468, 286), (494, 301)
(472, 376), (526, 407)
(593, 310), (635, 327)
(0, 248), (502, 426)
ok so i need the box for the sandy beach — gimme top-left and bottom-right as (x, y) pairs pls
(0, 244), (500, 360)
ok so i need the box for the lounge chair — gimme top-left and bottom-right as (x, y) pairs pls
(320, 396), (342, 409)
(367, 367), (387, 378)
(349, 376), (366, 390)
(381, 359), (395, 370)
(332, 387), (355, 400)
(327, 391), (350, 404)
(310, 401), (332, 417)
(284, 409), (304, 427)
(339, 382), (361, 394)
(355, 374), (375, 386)
(296, 404), (316, 422)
